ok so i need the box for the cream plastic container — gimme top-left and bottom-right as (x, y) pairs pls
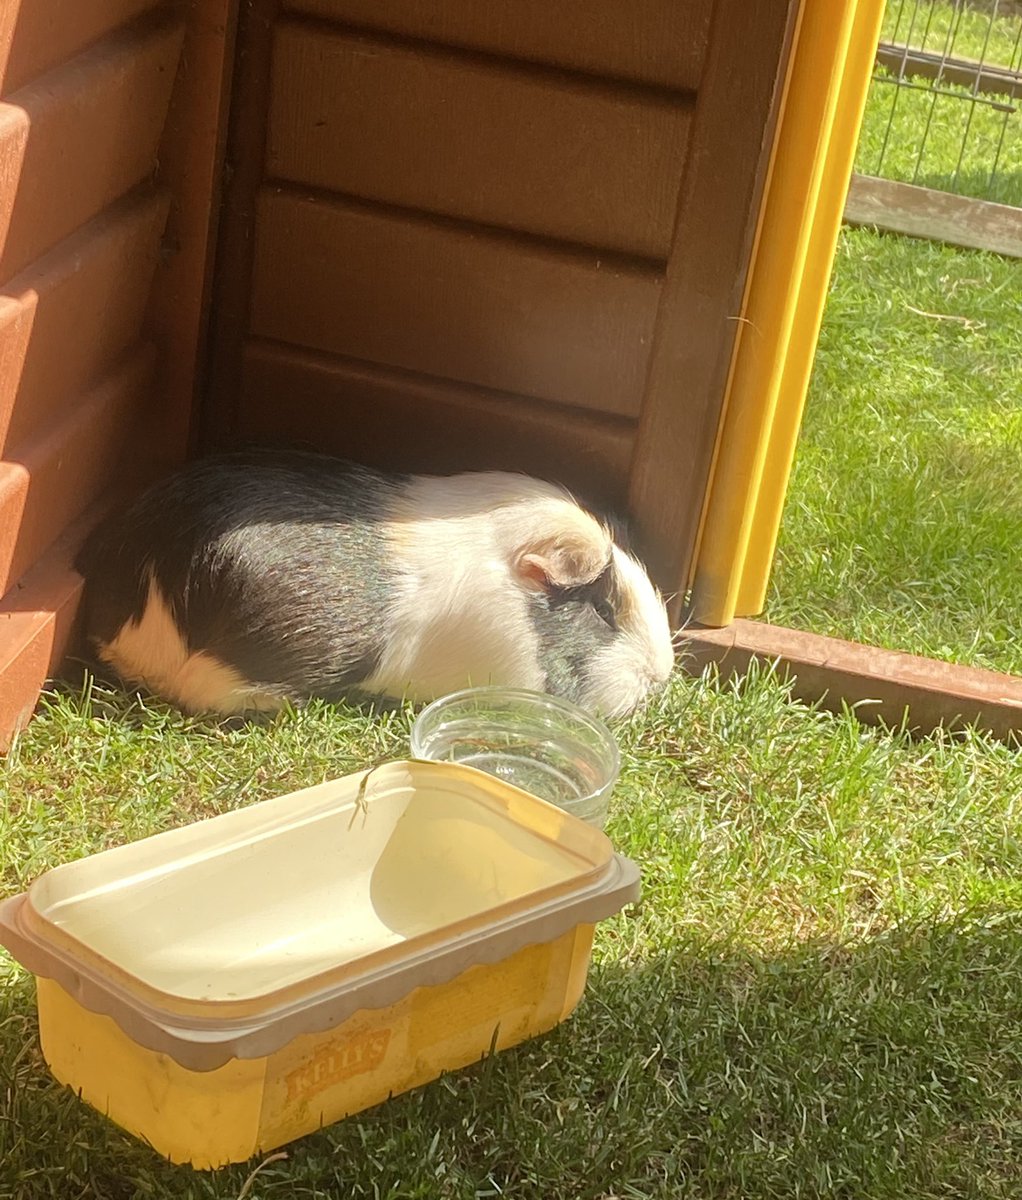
(0, 761), (639, 1168)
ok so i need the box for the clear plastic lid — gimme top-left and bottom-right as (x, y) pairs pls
(0, 762), (640, 1069)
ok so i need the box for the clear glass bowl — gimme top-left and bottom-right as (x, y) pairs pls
(409, 687), (621, 829)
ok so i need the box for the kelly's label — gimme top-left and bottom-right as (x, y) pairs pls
(285, 1028), (392, 1103)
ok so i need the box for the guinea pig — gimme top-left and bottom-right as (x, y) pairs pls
(73, 450), (675, 719)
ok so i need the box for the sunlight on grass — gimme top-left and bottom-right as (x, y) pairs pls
(767, 226), (1022, 676)
(857, 69), (1022, 207)
(3, 676), (1022, 1197)
(860, 0), (1022, 205)
(881, 0), (1022, 67)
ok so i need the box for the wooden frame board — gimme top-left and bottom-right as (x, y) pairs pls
(844, 174), (1022, 259)
(0, 0), (238, 750)
(681, 618), (1022, 742)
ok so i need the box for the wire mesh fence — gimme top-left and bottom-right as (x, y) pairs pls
(858, 0), (1022, 207)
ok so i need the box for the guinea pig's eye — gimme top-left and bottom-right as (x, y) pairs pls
(592, 596), (618, 632)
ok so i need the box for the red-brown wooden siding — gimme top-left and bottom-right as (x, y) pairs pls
(0, 0), (233, 746)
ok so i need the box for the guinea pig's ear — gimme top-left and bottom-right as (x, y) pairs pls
(514, 532), (610, 594)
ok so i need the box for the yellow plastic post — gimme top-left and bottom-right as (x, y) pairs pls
(688, 0), (887, 627)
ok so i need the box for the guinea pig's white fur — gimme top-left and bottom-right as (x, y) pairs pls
(76, 456), (675, 719)
(361, 472), (675, 715)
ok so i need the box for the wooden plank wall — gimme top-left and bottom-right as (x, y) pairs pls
(0, 4), (183, 593)
(205, 0), (708, 511)
(0, 0), (235, 745)
(206, 0), (796, 588)
(0, 0), (795, 742)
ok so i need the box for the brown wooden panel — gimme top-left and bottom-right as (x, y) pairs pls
(628, 0), (798, 605)
(268, 22), (691, 259)
(250, 190), (661, 418)
(236, 339), (635, 508)
(844, 173), (1022, 260)
(0, 1), (235, 736)
(683, 619), (1022, 742)
(0, 16), (183, 284)
(0, 484), (153, 750)
(283, 0), (713, 92)
(144, 0), (239, 465)
(0, 190), (169, 454)
(876, 42), (1022, 98)
(0, 519), (86, 749)
(0, 345), (156, 593)
(200, 0), (279, 450)
(0, 0), (161, 96)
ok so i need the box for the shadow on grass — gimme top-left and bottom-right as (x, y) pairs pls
(929, 433), (1022, 520)
(3, 912), (1022, 1199)
(911, 169), (1022, 212)
(48, 659), (415, 736)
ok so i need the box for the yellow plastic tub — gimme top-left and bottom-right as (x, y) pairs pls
(0, 761), (639, 1168)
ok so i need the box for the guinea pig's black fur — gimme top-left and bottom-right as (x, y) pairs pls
(74, 451), (675, 718)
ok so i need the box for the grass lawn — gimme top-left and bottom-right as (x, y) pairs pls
(859, 0), (1022, 207)
(857, 69), (1022, 208)
(880, 0), (1022, 69)
(857, 65), (1022, 208)
(764, 226), (1022, 677)
(4, 675), (1022, 1199)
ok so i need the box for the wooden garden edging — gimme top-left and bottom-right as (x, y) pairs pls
(875, 41), (1022, 98)
(680, 619), (1022, 741)
(844, 174), (1022, 258)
